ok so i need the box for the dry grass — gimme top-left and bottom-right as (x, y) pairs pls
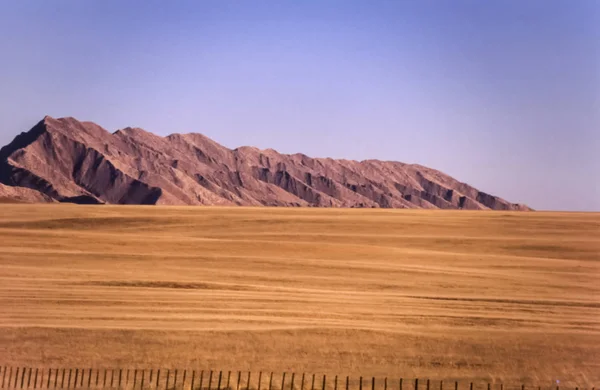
(0, 205), (599, 387)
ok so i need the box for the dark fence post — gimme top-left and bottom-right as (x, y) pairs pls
(58, 368), (62, 389)
(218, 371), (223, 390)
(73, 369), (78, 389)
(7, 367), (12, 389)
(208, 371), (213, 390)
(102, 370), (107, 389)
(157, 370), (162, 389)
(119, 369), (122, 389)
(415, 379), (418, 390)
(28, 367), (33, 388)
(236, 372), (241, 390)
(455, 382), (458, 390)
(322, 376), (326, 390)
(111, 370), (115, 389)
(183, 370), (188, 390)
(21, 367), (27, 389)
(191, 371), (196, 390)
(87, 369), (91, 390)
(359, 377), (362, 390)
(142, 370), (146, 390)
(268, 373), (273, 390)
(258, 372), (262, 390)
(246, 372), (251, 390)
(34, 368), (39, 389)
(227, 372), (232, 390)
(282, 373), (286, 390)
(346, 377), (349, 390)
(334, 376), (337, 390)
(62, 368), (67, 388)
(166, 370), (171, 390)
(470, 384), (473, 390)
(400, 379), (403, 390)
(372, 378), (375, 390)
(291, 374), (295, 390)
(427, 380), (430, 390)
(14, 367), (20, 388)
(312, 375), (315, 390)
(384, 378), (387, 390)
(200, 371), (205, 390)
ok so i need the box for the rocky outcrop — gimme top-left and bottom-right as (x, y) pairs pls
(0, 116), (531, 210)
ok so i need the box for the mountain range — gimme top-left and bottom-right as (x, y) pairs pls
(0, 116), (530, 210)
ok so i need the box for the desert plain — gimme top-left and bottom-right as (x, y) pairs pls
(0, 205), (598, 388)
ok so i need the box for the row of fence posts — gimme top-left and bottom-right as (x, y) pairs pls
(0, 368), (593, 390)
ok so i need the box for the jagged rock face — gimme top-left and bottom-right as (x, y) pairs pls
(0, 116), (531, 210)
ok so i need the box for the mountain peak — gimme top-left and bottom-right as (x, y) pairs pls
(0, 116), (531, 210)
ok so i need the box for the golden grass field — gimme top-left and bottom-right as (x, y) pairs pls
(0, 205), (599, 388)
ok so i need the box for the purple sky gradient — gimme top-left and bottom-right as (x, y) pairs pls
(0, 1), (598, 210)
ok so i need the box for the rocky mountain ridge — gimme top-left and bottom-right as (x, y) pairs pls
(0, 116), (530, 210)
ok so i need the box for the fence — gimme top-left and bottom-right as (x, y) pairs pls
(0, 368), (594, 390)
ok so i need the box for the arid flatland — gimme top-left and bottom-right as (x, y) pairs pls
(0, 205), (599, 387)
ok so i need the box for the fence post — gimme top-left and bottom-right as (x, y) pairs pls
(142, 370), (146, 390)
(227, 372), (232, 390)
(282, 373), (286, 390)
(455, 382), (458, 390)
(166, 370), (170, 390)
(218, 371), (222, 390)
(346, 377), (349, 390)
(359, 377), (362, 390)
(372, 378), (375, 390)
(34, 368), (39, 389)
(199, 371), (204, 390)
(400, 379), (403, 390)
(73, 369), (78, 389)
(59, 368), (64, 389)
(119, 369), (122, 389)
(257, 372), (262, 390)
(334, 376), (337, 390)
(28, 368), (33, 388)
(291, 374), (296, 390)
(384, 378), (387, 390)
(157, 370), (161, 389)
(269, 373), (273, 390)
(470, 384), (472, 390)
(246, 372), (251, 390)
(207, 371), (213, 390)
(427, 380), (430, 390)
(322, 376), (326, 390)
(22, 367), (27, 389)
(312, 375), (315, 390)
(415, 379), (418, 390)
(236, 372), (241, 390)
(111, 370), (115, 389)
(192, 371), (196, 390)
(183, 370), (188, 390)
(302, 375), (306, 390)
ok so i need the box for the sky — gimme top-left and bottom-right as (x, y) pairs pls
(0, 1), (598, 211)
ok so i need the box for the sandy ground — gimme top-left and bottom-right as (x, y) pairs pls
(0, 205), (598, 388)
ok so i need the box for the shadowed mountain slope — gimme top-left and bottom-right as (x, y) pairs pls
(0, 116), (530, 210)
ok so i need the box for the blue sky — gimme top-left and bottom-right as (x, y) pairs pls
(0, 0), (598, 211)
